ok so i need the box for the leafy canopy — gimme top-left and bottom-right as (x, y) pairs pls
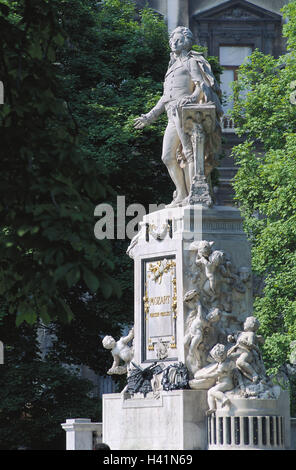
(0, 0), (119, 326)
(231, 1), (296, 373)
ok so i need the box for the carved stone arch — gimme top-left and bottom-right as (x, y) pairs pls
(190, 0), (283, 58)
(191, 0), (283, 20)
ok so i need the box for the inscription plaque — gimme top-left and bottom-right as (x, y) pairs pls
(142, 256), (177, 362)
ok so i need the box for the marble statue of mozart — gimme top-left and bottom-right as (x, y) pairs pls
(134, 26), (223, 208)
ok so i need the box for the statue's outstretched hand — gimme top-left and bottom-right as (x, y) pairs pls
(177, 95), (194, 107)
(134, 115), (148, 129)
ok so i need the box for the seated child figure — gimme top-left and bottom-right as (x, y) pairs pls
(102, 328), (134, 375)
(227, 316), (265, 383)
(189, 343), (234, 414)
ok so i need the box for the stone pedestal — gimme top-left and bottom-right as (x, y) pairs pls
(61, 418), (102, 450)
(103, 390), (208, 450)
(102, 204), (291, 450)
(291, 418), (296, 450)
(102, 204), (256, 450)
(207, 390), (291, 450)
(130, 204), (252, 369)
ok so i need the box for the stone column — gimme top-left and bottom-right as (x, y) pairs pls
(0, 341), (3, 364)
(291, 418), (296, 450)
(0, 81), (3, 105)
(167, 0), (189, 32)
(61, 418), (102, 450)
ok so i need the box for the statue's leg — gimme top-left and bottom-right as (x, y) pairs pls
(183, 154), (195, 194)
(173, 114), (195, 193)
(162, 120), (187, 205)
(236, 352), (258, 382)
(183, 333), (191, 347)
(207, 386), (217, 413)
(189, 331), (203, 355)
(186, 161), (195, 193)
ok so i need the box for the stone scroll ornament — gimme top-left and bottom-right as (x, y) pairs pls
(133, 26), (223, 208)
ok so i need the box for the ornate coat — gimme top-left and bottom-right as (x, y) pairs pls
(145, 51), (223, 122)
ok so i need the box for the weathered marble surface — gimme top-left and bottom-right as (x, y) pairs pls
(61, 419), (102, 451)
(102, 24), (290, 450)
(103, 390), (208, 450)
(134, 27), (222, 208)
(102, 328), (134, 376)
(103, 203), (291, 448)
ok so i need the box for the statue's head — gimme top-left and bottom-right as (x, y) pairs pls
(210, 249), (225, 266)
(102, 335), (116, 350)
(169, 26), (194, 53)
(197, 240), (214, 258)
(184, 289), (199, 303)
(206, 308), (221, 323)
(210, 343), (227, 363)
(243, 316), (260, 332)
(239, 266), (251, 282)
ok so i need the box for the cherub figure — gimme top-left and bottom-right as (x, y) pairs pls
(227, 316), (265, 383)
(190, 241), (225, 300)
(189, 343), (234, 414)
(203, 250), (227, 299)
(102, 327), (134, 375)
(232, 266), (252, 321)
(184, 289), (221, 372)
(207, 343), (235, 413)
(190, 241), (241, 312)
(190, 240), (213, 263)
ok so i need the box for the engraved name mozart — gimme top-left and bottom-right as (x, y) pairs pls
(144, 258), (177, 354)
(148, 295), (171, 318)
(148, 295), (171, 306)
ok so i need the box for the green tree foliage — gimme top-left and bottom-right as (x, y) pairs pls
(44, 0), (171, 368)
(0, 1), (171, 449)
(48, 0), (223, 370)
(0, 0), (225, 449)
(0, 315), (100, 450)
(0, 0), (118, 326)
(231, 2), (296, 376)
(57, 0), (171, 210)
(0, 0), (121, 449)
(0, 0), (222, 333)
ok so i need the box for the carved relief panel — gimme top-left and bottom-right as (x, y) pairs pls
(142, 256), (178, 362)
